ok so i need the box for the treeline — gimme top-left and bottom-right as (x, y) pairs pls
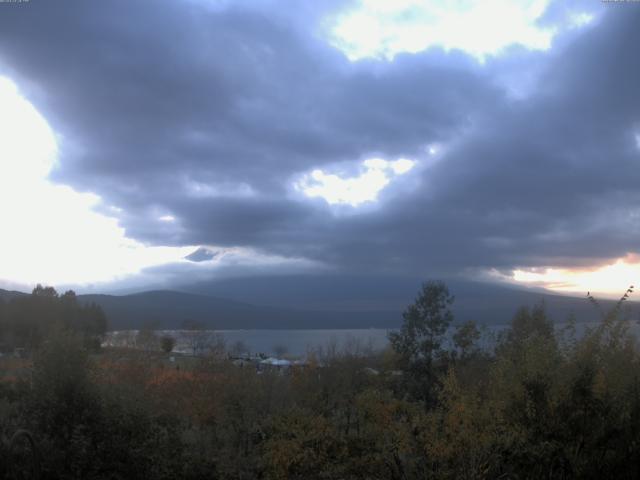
(0, 285), (107, 350)
(1, 282), (640, 478)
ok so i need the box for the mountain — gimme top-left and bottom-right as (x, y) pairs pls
(81, 278), (640, 330)
(77, 290), (399, 330)
(180, 275), (553, 311)
(180, 274), (637, 325)
(2, 279), (636, 330)
(0, 288), (27, 302)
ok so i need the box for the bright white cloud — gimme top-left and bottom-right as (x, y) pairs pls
(329, 0), (556, 61)
(296, 158), (415, 207)
(388, 158), (414, 174)
(0, 77), (324, 290)
(0, 77), (195, 288)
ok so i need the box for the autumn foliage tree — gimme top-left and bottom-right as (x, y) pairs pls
(2, 281), (640, 479)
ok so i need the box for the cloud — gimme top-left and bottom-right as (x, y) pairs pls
(185, 247), (220, 263)
(295, 158), (415, 207)
(0, 0), (639, 291)
(329, 0), (556, 61)
(0, 76), (195, 288)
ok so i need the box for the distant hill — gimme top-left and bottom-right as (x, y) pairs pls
(0, 289), (27, 302)
(180, 274), (560, 312)
(181, 274), (639, 326)
(2, 279), (637, 330)
(77, 290), (399, 330)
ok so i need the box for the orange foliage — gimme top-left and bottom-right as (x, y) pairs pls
(92, 354), (225, 425)
(0, 357), (32, 383)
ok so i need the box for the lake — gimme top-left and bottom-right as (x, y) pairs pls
(107, 328), (393, 357)
(106, 319), (640, 357)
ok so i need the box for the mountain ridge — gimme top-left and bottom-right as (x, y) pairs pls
(2, 279), (637, 330)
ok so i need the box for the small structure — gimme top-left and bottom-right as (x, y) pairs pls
(257, 357), (308, 374)
(231, 358), (253, 368)
(259, 357), (292, 373)
(228, 353), (265, 368)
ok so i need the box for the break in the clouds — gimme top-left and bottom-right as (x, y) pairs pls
(0, 0), (639, 294)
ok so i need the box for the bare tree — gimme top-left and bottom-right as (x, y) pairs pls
(181, 320), (225, 357)
(136, 325), (159, 351)
(230, 340), (249, 356)
(272, 344), (288, 358)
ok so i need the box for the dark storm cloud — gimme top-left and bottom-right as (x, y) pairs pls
(430, 7), (640, 271)
(0, 0), (639, 279)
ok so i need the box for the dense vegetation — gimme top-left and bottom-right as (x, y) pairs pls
(0, 282), (639, 479)
(0, 285), (107, 351)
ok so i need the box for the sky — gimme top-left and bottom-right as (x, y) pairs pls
(0, 0), (639, 297)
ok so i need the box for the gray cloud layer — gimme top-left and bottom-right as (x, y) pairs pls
(1, 0), (639, 281)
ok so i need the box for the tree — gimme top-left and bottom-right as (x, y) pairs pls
(272, 344), (288, 358)
(504, 303), (554, 349)
(32, 284), (58, 298)
(160, 335), (176, 354)
(26, 332), (101, 470)
(0, 297), (5, 343)
(388, 280), (454, 404)
(181, 319), (225, 357)
(452, 320), (481, 360)
(0, 286), (108, 350)
(230, 340), (249, 356)
(389, 281), (454, 364)
(136, 322), (159, 351)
